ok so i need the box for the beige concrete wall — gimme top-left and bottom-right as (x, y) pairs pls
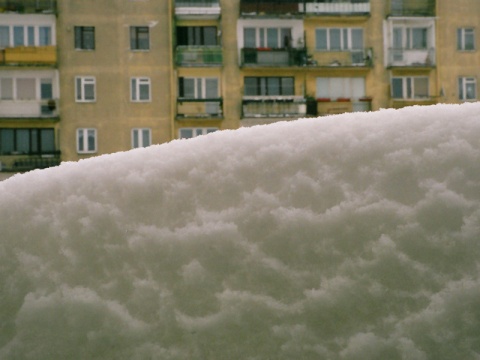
(58, 0), (173, 162)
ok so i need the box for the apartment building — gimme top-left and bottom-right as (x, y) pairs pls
(0, 0), (478, 171)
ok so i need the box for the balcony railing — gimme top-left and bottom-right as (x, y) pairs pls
(0, 99), (59, 118)
(316, 98), (371, 116)
(240, 0), (302, 15)
(177, 98), (223, 118)
(176, 46), (222, 66)
(0, 0), (56, 13)
(388, 0), (435, 16)
(300, 1), (370, 15)
(311, 48), (373, 67)
(175, 0), (221, 18)
(241, 48), (307, 67)
(242, 96), (306, 118)
(388, 47), (435, 67)
(0, 46), (56, 65)
(0, 153), (60, 172)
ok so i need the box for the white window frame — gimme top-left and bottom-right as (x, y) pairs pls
(243, 27), (292, 49)
(75, 76), (96, 102)
(0, 24), (54, 48)
(180, 77), (219, 99)
(76, 128), (97, 154)
(131, 128), (152, 148)
(392, 26), (429, 50)
(0, 76), (55, 101)
(457, 28), (475, 51)
(179, 128), (217, 139)
(391, 76), (429, 100)
(315, 28), (363, 51)
(458, 77), (477, 101)
(131, 77), (151, 102)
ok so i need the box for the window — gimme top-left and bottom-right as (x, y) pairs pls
(315, 28), (363, 50)
(316, 77), (365, 99)
(457, 28), (475, 51)
(39, 26), (52, 46)
(132, 128), (151, 148)
(458, 77), (476, 101)
(0, 25), (53, 47)
(74, 26), (95, 50)
(178, 77), (219, 99)
(130, 26), (149, 50)
(77, 128), (97, 154)
(243, 27), (291, 48)
(392, 27), (428, 49)
(131, 77), (151, 102)
(75, 76), (96, 102)
(0, 128), (55, 155)
(244, 77), (294, 96)
(391, 77), (429, 99)
(177, 26), (217, 46)
(179, 128), (217, 139)
(0, 77), (54, 101)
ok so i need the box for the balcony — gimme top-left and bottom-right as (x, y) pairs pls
(311, 48), (373, 67)
(388, 0), (435, 17)
(175, 0), (221, 19)
(0, 153), (60, 172)
(0, 0), (56, 13)
(177, 98), (223, 118)
(176, 46), (222, 67)
(242, 96), (306, 118)
(240, 0), (302, 16)
(387, 47), (435, 67)
(301, 1), (370, 15)
(0, 46), (56, 66)
(241, 48), (307, 67)
(0, 99), (59, 118)
(316, 98), (371, 116)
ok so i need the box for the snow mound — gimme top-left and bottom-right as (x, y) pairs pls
(1, 103), (480, 359)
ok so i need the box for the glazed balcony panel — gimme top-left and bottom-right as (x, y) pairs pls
(301, 1), (370, 15)
(242, 96), (306, 118)
(388, 0), (435, 17)
(177, 98), (223, 118)
(311, 48), (373, 67)
(176, 46), (222, 66)
(388, 47), (435, 67)
(0, 98), (58, 118)
(175, 0), (221, 19)
(241, 48), (307, 67)
(0, 0), (56, 13)
(0, 45), (56, 65)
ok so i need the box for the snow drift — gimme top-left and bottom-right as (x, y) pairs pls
(1, 103), (480, 359)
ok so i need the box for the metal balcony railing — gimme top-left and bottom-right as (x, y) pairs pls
(176, 46), (222, 66)
(310, 48), (373, 67)
(240, 0), (302, 15)
(177, 98), (223, 118)
(240, 0), (369, 16)
(242, 96), (306, 118)
(175, 0), (221, 17)
(388, 47), (435, 67)
(301, 1), (370, 15)
(388, 0), (435, 16)
(0, 0), (56, 13)
(241, 48), (307, 67)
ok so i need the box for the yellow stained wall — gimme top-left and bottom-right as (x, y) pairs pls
(58, 0), (173, 162)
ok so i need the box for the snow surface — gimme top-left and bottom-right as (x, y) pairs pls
(1, 103), (480, 359)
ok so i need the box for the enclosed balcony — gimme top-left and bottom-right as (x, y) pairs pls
(0, 45), (56, 66)
(388, 0), (435, 17)
(241, 47), (306, 67)
(300, 0), (370, 15)
(0, 0), (56, 13)
(242, 96), (306, 118)
(175, 0), (221, 20)
(176, 46), (222, 66)
(0, 98), (58, 118)
(177, 98), (223, 119)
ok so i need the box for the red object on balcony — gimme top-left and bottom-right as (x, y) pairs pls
(336, 98), (351, 102)
(316, 98), (331, 102)
(359, 96), (372, 102)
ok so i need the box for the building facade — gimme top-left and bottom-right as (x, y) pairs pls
(0, 0), (478, 171)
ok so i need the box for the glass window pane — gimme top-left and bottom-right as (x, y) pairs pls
(28, 26), (35, 46)
(393, 28), (403, 48)
(142, 129), (150, 146)
(351, 29), (363, 50)
(244, 77), (257, 95)
(77, 129), (84, 152)
(0, 26), (9, 48)
(414, 78), (428, 98)
(205, 78), (218, 98)
(17, 78), (36, 100)
(41, 79), (53, 99)
(412, 28), (427, 49)
(183, 78), (195, 98)
(330, 78), (344, 99)
(330, 29), (341, 50)
(13, 26), (24, 46)
(131, 78), (137, 100)
(351, 77), (365, 98)
(267, 77), (280, 95)
(281, 77), (294, 95)
(1, 78), (13, 100)
(204, 27), (217, 46)
(132, 129), (139, 148)
(84, 83), (95, 101)
(392, 78), (403, 98)
(180, 129), (193, 139)
(138, 27), (149, 49)
(280, 28), (291, 48)
(16, 129), (30, 153)
(31, 129), (38, 153)
(244, 28), (256, 48)
(1, 129), (14, 154)
(266, 28), (278, 48)
(40, 129), (55, 153)
(39, 26), (51, 46)
(87, 129), (96, 151)
(465, 29), (475, 50)
(139, 82), (149, 100)
(316, 29), (327, 50)
(316, 77), (329, 98)
(465, 79), (476, 99)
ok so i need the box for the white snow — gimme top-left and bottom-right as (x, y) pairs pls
(1, 103), (480, 359)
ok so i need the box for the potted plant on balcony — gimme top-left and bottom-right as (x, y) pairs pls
(47, 99), (56, 111)
(336, 97), (351, 102)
